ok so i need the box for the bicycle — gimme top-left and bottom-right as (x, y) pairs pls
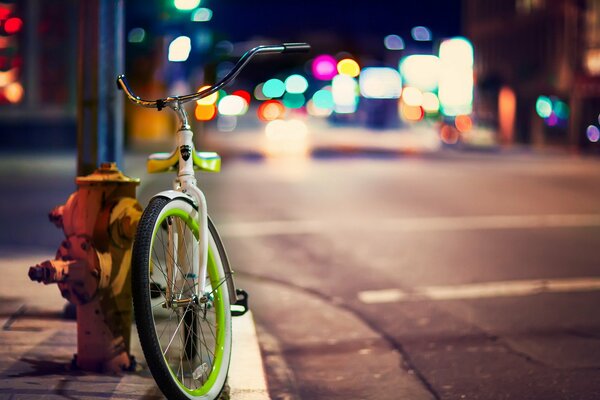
(117, 43), (310, 400)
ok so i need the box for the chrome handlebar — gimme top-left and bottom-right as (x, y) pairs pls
(116, 43), (310, 111)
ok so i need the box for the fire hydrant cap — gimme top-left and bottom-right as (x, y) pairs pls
(76, 162), (140, 185)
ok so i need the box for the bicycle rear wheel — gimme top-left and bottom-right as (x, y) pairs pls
(132, 196), (232, 400)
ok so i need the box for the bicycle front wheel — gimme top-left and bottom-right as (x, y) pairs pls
(132, 196), (232, 400)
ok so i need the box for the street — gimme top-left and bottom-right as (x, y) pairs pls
(141, 149), (600, 399)
(2, 146), (600, 399)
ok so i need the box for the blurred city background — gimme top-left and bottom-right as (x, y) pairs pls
(2, 0), (600, 154)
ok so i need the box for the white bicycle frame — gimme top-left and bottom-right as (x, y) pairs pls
(165, 103), (209, 300)
(116, 42), (311, 304)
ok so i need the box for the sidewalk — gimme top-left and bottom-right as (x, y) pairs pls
(0, 253), (269, 400)
(0, 150), (269, 399)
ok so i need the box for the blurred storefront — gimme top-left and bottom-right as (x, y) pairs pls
(0, 0), (77, 150)
(464, 0), (600, 150)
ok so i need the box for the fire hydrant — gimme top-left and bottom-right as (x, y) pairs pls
(28, 162), (142, 373)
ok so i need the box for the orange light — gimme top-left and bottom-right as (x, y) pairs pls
(400, 103), (424, 121)
(258, 100), (285, 122)
(5, 82), (23, 103)
(440, 124), (459, 144)
(455, 115), (472, 133)
(232, 90), (251, 105)
(195, 104), (217, 121)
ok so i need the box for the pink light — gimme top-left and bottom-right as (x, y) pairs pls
(312, 55), (337, 81)
(546, 112), (558, 127)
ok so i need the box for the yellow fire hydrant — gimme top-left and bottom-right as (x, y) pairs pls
(28, 162), (142, 373)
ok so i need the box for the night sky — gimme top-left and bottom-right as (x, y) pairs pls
(207, 0), (462, 46)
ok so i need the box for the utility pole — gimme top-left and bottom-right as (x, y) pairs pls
(77, 0), (124, 176)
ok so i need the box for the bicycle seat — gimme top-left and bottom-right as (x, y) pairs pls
(147, 150), (221, 173)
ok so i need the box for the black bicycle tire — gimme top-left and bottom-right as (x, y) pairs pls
(132, 196), (230, 400)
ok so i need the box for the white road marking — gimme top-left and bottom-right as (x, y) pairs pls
(219, 214), (600, 237)
(229, 310), (271, 400)
(358, 277), (600, 304)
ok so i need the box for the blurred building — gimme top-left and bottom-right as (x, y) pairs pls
(464, 0), (600, 149)
(0, 0), (78, 149)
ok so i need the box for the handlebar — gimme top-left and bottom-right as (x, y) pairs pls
(116, 43), (310, 111)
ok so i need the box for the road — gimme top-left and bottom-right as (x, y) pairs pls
(2, 147), (600, 399)
(176, 150), (600, 400)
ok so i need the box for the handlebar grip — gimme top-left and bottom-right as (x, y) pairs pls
(116, 75), (125, 91)
(282, 43), (311, 54)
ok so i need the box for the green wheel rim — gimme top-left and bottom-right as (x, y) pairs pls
(151, 207), (227, 396)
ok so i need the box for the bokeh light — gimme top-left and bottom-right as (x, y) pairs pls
(337, 59), (360, 77)
(254, 83), (269, 100)
(218, 95), (248, 116)
(400, 55), (440, 92)
(332, 75), (358, 113)
(312, 55), (337, 80)
(411, 26), (432, 41)
(168, 36), (191, 62)
(127, 28), (145, 43)
(359, 67), (402, 99)
(312, 89), (334, 109)
(440, 124), (459, 144)
(195, 104), (217, 121)
(400, 103), (424, 122)
(258, 100), (285, 121)
(438, 37), (474, 116)
(455, 115), (473, 133)
(402, 87), (423, 106)
(384, 35), (405, 50)
(307, 100), (333, 117)
(284, 74), (309, 94)
(266, 119), (308, 139)
(283, 92), (305, 109)
(262, 79), (285, 98)
(232, 89), (251, 104)
(174, 0), (200, 11)
(5, 82), (23, 103)
(4, 17), (22, 34)
(587, 125), (600, 142)
(191, 8), (212, 22)
(535, 96), (552, 118)
(196, 85), (218, 105)
(422, 92), (440, 113)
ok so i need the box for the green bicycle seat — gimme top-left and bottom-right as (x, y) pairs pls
(147, 150), (221, 173)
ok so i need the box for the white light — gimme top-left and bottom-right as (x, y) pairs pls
(174, 0), (201, 11)
(265, 119), (308, 139)
(438, 37), (474, 116)
(402, 87), (423, 106)
(359, 67), (402, 99)
(284, 74), (309, 94)
(400, 55), (440, 92)
(332, 75), (358, 113)
(168, 36), (192, 62)
(217, 95), (248, 116)
(422, 92), (440, 113)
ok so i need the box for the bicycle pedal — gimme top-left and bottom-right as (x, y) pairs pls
(231, 289), (249, 317)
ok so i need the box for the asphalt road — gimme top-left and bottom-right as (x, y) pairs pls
(181, 151), (600, 400)
(3, 148), (600, 399)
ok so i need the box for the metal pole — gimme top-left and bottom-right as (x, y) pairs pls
(77, 0), (124, 176)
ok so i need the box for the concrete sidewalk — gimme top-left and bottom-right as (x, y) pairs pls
(0, 253), (269, 400)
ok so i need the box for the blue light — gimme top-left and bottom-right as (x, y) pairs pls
(411, 26), (432, 41)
